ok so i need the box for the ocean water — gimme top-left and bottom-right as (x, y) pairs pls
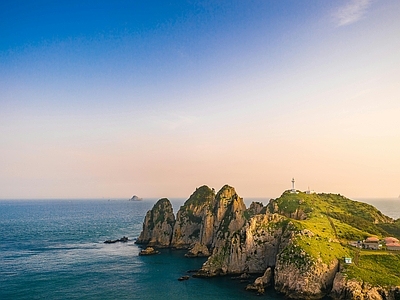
(1, 198), (398, 300)
(0, 199), (280, 300)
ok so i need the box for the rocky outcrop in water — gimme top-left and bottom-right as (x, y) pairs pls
(246, 267), (273, 295)
(139, 247), (159, 256)
(136, 198), (175, 247)
(171, 185), (215, 250)
(194, 185), (247, 276)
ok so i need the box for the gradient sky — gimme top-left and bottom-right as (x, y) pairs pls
(1, 0), (400, 199)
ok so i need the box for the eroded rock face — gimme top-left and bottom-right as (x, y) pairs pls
(246, 201), (264, 217)
(185, 242), (210, 257)
(195, 185), (247, 276)
(197, 206), (289, 277)
(171, 186), (215, 249)
(136, 198), (175, 248)
(246, 267), (273, 295)
(223, 213), (288, 275)
(274, 249), (339, 299)
(330, 272), (400, 300)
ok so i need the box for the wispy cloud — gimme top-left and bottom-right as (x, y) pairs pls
(333, 0), (371, 27)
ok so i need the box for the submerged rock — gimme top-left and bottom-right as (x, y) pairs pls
(104, 236), (129, 244)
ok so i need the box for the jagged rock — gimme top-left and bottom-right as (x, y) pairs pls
(246, 201), (264, 217)
(197, 213), (288, 277)
(196, 185), (248, 276)
(185, 242), (210, 257)
(171, 185), (215, 249)
(246, 267), (273, 295)
(139, 247), (159, 256)
(330, 272), (400, 300)
(104, 236), (128, 244)
(136, 198), (175, 247)
(274, 251), (339, 299)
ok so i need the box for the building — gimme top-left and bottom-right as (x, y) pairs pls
(306, 187), (316, 194)
(386, 243), (400, 251)
(384, 237), (399, 244)
(344, 257), (352, 264)
(363, 236), (381, 250)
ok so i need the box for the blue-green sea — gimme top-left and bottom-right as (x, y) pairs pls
(1, 198), (398, 300)
(0, 199), (282, 300)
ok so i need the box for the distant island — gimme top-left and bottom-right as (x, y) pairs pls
(136, 184), (400, 299)
(129, 195), (143, 201)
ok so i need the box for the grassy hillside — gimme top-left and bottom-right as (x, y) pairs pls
(269, 191), (397, 239)
(269, 191), (400, 286)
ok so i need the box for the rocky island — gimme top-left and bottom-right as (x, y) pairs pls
(136, 185), (400, 299)
(129, 195), (143, 201)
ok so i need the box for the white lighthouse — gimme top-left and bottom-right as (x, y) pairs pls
(291, 178), (297, 193)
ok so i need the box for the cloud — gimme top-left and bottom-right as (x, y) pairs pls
(333, 0), (371, 26)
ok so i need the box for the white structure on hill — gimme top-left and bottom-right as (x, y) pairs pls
(306, 187), (316, 194)
(291, 178), (298, 193)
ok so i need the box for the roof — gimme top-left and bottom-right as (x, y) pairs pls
(384, 237), (399, 244)
(365, 236), (379, 243)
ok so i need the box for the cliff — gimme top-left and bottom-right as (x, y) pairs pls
(136, 187), (400, 299)
(170, 185), (215, 249)
(136, 198), (175, 247)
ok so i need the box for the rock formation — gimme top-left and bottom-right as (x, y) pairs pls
(136, 186), (400, 299)
(330, 272), (400, 300)
(139, 247), (159, 256)
(171, 185), (215, 250)
(185, 242), (210, 257)
(246, 267), (273, 295)
(274, 251), (339, 299)
(196, 213), (288, 276)
(136, 198), (175, 247)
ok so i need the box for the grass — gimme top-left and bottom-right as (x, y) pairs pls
(344, 253), (400, 286)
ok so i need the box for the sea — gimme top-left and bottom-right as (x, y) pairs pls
(0, 198), (398, 300)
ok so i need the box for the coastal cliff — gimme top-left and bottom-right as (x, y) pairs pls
(136, 198), (175, 247)
(136, 186), (400, 299)
(170, 185), (215, 250)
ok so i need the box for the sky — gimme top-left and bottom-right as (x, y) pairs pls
(1, 0), (399, 199)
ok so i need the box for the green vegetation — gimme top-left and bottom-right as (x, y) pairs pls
(279, 242), (314, 271)
(270, 191), (400, 240)
(272, 192), (313, 217)
(184, 185), (215, 207)
(271, 191), (400, 286)
(344, 253), (400, 286)
(378, 219), (400, 238)
(152, 198), (175, 227)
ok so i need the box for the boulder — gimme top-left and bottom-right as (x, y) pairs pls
(139, 247), (159, 256)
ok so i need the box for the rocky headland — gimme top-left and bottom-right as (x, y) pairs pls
(136, 185), (400, 299)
